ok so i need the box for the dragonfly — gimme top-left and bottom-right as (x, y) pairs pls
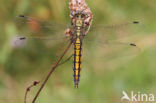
(13, 13), (140, 88)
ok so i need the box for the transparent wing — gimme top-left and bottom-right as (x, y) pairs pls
(14, 15), (70, 36)
(13, 14), (71, 47)
(89, 21), (140, 41)
(84, 20), (141, 50)
(83, 20), (142, 68)
(12, 15), (73, 67)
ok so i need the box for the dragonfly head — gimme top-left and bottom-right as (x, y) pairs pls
(74, 11), (87, 27)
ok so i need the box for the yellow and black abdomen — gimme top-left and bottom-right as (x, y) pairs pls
(73, 38), (82, 88)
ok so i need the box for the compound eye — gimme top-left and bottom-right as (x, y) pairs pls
(81, 14), (86, 18)
(75, 14), (79, 18)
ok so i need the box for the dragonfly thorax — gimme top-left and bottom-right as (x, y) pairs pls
(75, 16), (83, 27)
(65, 11), (90, 38)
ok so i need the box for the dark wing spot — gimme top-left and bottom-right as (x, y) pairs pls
(19, 37), (26, 40)
(133, 21), (139, 24)
(130, 43), (136, 46)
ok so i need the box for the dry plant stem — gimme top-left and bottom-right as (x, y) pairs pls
(25, 81), (40, 103)
(25, 85), (33, 103)
(25, 87), (30, 103)
(32, 42), (72, 103)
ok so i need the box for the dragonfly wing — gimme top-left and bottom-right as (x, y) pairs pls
(12, 15), (73, 65)
(89, 21), (140, 40)
(85, 20), (141, 49)
(83, 21), (141, 66)
(14, 15), (70, 36)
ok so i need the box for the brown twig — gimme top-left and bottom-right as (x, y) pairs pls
(24, 80), (40, 103)
(32, 41), (72, 103)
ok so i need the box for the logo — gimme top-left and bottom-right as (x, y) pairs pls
(121, 91), (155, 102)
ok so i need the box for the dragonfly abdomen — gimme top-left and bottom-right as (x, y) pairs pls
(73, 38), (82, 88)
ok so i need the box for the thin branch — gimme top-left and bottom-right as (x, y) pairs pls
(32, 41), (72, 103)
(24, 80), (40, 103)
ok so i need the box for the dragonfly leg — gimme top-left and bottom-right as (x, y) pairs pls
(58, 54), (73, 66)
(65, 28), (74, 37)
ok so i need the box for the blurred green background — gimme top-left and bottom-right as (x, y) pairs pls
(0, 0), (156, 103)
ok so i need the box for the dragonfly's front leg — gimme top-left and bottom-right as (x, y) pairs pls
(58, 54), (73, 66)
